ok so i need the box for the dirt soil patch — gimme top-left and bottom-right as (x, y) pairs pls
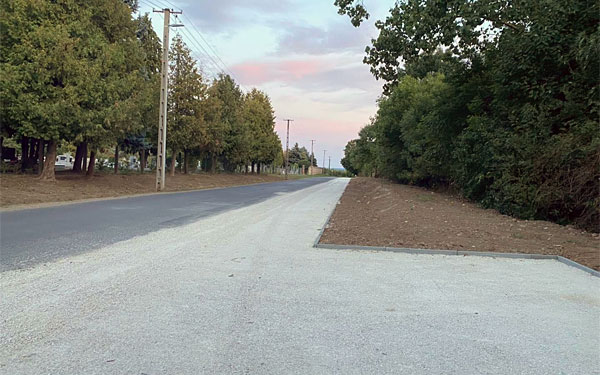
(0, 172), (291, 209)
(320, 177), (599, 271)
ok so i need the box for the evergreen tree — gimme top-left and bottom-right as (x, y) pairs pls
(167, 35), (207, 175)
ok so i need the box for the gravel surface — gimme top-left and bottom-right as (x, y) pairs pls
(1, 178), (599, 374)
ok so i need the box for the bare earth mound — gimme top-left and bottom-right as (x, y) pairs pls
(320, 177), (599, 271)
(0, 172), (289, 209)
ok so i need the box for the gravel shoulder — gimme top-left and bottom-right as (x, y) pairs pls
(320, 177), (600, 270)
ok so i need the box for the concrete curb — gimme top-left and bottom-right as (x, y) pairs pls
(556, 256), (600, 277)
(314, 242), (600, 277)
(313, 194), (600, 278)
(313, 181), (349, 248)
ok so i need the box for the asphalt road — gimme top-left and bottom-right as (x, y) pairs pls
(1, 178), (598, 374)
(0, 177), (333, 271)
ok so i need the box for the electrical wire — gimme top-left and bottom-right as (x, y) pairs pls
(138, 0), (249, 92)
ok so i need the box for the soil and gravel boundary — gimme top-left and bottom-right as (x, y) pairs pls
(318, 177), (599, 273)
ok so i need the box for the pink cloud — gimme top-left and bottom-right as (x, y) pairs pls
(232, 59), (326, 85)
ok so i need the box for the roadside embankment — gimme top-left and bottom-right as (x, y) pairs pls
(320, 177), (599, 271)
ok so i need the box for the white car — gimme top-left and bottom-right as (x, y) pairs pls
(55, 154), (74, 170)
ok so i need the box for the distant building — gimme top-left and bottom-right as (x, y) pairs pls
(308, 166), (324, 175)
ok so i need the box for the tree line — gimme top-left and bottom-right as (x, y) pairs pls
(0, 0), (283, 180)
(337, 0), (599, 231)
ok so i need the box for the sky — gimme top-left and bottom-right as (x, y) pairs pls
(137, 0), (393, 169)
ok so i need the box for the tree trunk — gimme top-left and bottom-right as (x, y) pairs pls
(140, 148), (146, 174)
(170, 149), (176, 176)
(81, 142), (88, 174)
(114, 144), (119, 174)
(32, 139), (39, 162)
(257, 162), (261, 174)
(28, 138), (36, 161)
(86, 148), (96, 178)
(38, 140), (56, 181)
(20, 136), (29, 172)
(184, 150), (189, 174)
(73, 143), (83, 173)
(244, 164), (248, 174)
(210, 154), (216, 173)
(37, 139), (45, 174)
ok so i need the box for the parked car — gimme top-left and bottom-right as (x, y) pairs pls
(55, 154), (73, 170)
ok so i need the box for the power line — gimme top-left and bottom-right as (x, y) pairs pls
(179, 14), (244, 86)
(138, 0), (164, 11)
(139, 0), (249, 92)
(178, 27), (225, 79)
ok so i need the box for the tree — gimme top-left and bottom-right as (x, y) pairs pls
(0, 0), (105, 179)
(207, 74), (243, 173)
(244, 89), (281, 173)
(337, 0), (600, 231)
(167, 35), (207, 176)
(122, 12), (161, 174)
(1, 0), (148, 180)
(287, 143), (312, 170)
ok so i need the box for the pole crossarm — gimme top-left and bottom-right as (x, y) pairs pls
(153, 9), (183, 15)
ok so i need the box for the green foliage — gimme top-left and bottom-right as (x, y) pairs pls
(339, 0), (600, 231)
(1, 0), (154, 178)
(1, 1), (282, 177)
(208, 73), (244, 170)
(287, 143), (315, 168)
(244, 89), (281, 166)
(168, 35), (207, 155)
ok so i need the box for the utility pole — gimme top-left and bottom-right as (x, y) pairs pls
(322, 150), (327, 171)
(328, 156), (331, 173)
(284, 119), (293, 180)
(153, 8), (183, 191)
(309, 139), (315, 175)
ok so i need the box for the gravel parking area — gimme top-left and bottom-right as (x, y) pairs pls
(1, 178), (598, 374)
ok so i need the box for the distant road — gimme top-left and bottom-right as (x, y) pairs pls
(0, 177), (333, 271)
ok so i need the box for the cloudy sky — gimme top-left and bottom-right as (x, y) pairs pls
(137, 0), (393, 168)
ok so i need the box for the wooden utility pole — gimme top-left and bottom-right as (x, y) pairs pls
(322, 150), (326, 170)
(309, 139), (315, 175)
(328, 156), (331, 173)
(153, 8), (183, 191)
(284, 119), (293, 180)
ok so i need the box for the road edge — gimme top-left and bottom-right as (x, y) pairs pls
(0, 177), (332, 213)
